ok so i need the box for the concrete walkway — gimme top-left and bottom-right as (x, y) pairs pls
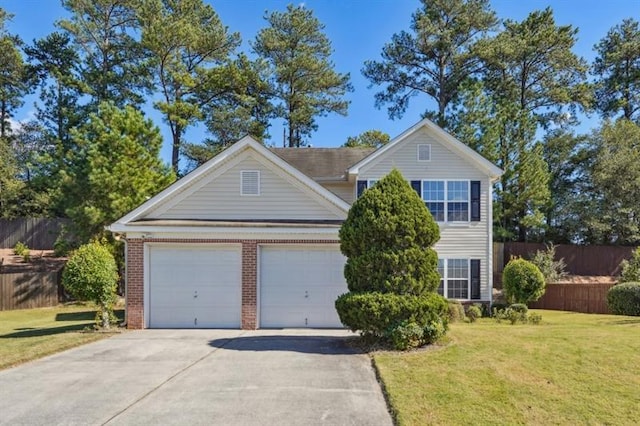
(0, 329), (392, 425)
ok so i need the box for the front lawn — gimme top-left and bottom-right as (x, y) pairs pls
(0, 303), (123, 370)
(374, 310), (640, 425)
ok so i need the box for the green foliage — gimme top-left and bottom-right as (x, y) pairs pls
(387, 321), (424, 351)
(363, 0), (498, 127)
(466, 305), (482, 323)
(447, 300), (466, 323)
(139, 0), (241, 173)
(422, 317), (447, 344)
(620, 248), (640, 283)
(528, 313), (543, 324)
(530, 244), (568, 283)
(589, 120), (640, 245)
(60, 0), (149, 108)
(253, 4), (352, 147)
(335, 292), (448, 338)
(493, 307), (527, 325)
(502, 258), (546, 304)
(337, 169), (445, 348)
(13, 241), (28, 256)
(509, 303), (529, 314)
(62, 241), (119, 328)
(593, 18), (640, 121)
(63, 102), (175, 241)
(492, 304), (541, 325)
(454, 8), (588, 241)
(340, 169), (440, 295)
(343, 130), (390, 148)
(607, 282), (640, 316)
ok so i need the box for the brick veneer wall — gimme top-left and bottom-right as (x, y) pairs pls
(125, 238), (340, 329)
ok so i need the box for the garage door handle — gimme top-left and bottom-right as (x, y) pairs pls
(194, 291), (198, 299)
(305, 290), (308, 298)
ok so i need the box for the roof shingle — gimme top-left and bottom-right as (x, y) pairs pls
(270, 147), (375, 181)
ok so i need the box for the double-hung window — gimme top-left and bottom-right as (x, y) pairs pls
(413, 180), (480, 222)
(437, 258), (481, 300)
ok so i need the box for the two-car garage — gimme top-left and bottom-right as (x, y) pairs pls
(146, 244), (347, 329)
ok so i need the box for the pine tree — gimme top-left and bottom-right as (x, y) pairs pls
(253, 4), (352, 147)
(362, 0), (497, 128)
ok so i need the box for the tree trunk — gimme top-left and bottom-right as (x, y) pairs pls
(172, 123), (181, 175)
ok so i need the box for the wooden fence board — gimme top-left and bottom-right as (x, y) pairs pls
(0, 271), (60, 311)
(528, 283), (615, 314)
(0, 218), (71, 249)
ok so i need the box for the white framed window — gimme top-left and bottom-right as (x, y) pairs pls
(437, 258), (470, 300)
(241, 170), (260, 196)
(421, 180), (469, 222)
(367, 179), (378, 187)
(417, 144), (431, 161)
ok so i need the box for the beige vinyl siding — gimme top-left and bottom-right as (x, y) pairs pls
(359, 128), (493, 301)
(321, 182), (356, 204)
(151, 154), (344, 221)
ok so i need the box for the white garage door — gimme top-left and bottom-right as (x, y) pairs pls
(260, 245), (348, 328)
(148, 245), (241, 328)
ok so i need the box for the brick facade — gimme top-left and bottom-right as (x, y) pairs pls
(125, 237), (339, 329)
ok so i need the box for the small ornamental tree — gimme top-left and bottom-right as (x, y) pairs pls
(502, 258), (546, 304)
(336, 168), (447, 349)
(62, 241), (119, 329)
(619, 248), (640, 283)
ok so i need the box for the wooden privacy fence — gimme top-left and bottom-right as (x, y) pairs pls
(528, 283), (615, 314)
(493, 242), (636, 288)
(0, 218), (71, 249)
(0, 270), (61, 311)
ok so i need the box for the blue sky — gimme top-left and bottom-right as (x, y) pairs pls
(2, 0), (639, 165)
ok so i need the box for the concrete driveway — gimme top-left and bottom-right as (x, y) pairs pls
(0, 329), (392, 425)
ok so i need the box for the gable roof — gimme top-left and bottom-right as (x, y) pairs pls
(271, 147), (375, 181)
(347, 118), (503, 179)
(109, 136), (352, 229)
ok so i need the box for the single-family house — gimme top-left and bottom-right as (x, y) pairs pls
(108, 118), (503, 329)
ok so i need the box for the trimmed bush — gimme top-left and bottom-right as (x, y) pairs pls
(619, 248), (640, 283)
(387, 321), (424, 350)
(466, 305), (482, 323)
(335, 292), (448, 338)
(607, 282), (640, 316)
(502, 258), (546, 304)
(339, 169), (440, 296)
(447, 300), (466, 323)
(62, 241), (119, 328)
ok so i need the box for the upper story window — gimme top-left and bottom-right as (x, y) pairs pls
(417, 144), (431, 161)
(411, 180), (481, 222)
(421, 180), (468, 222)
(358, 179), (481, 223)
(241, 170), (260, 196)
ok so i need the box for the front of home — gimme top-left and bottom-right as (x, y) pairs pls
(108, 118), (502, 329)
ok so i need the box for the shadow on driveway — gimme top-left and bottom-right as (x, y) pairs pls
(209, 334), (362, 355)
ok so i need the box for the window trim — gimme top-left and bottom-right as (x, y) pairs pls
(417, 144), (431, 162)
(240, 170), (261, 196)
(438, 258), (471, 301)
(421, 179), (470, 223)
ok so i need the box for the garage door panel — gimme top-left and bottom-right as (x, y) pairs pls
(148, 245), (241, 328)
(260, 245), (347, 328)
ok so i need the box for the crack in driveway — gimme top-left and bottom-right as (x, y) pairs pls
(102, 333), (245, 425)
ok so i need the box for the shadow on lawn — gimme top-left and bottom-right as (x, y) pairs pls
(0, 309), (125, 339)
(604, 318), (640, 325)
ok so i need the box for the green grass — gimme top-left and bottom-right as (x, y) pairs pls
(373, 310), (640, 425)
(0, 303), (123, 370)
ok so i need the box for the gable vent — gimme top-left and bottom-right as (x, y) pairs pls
(417, 144), (431, 161)
(241, 170), (260, 196)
